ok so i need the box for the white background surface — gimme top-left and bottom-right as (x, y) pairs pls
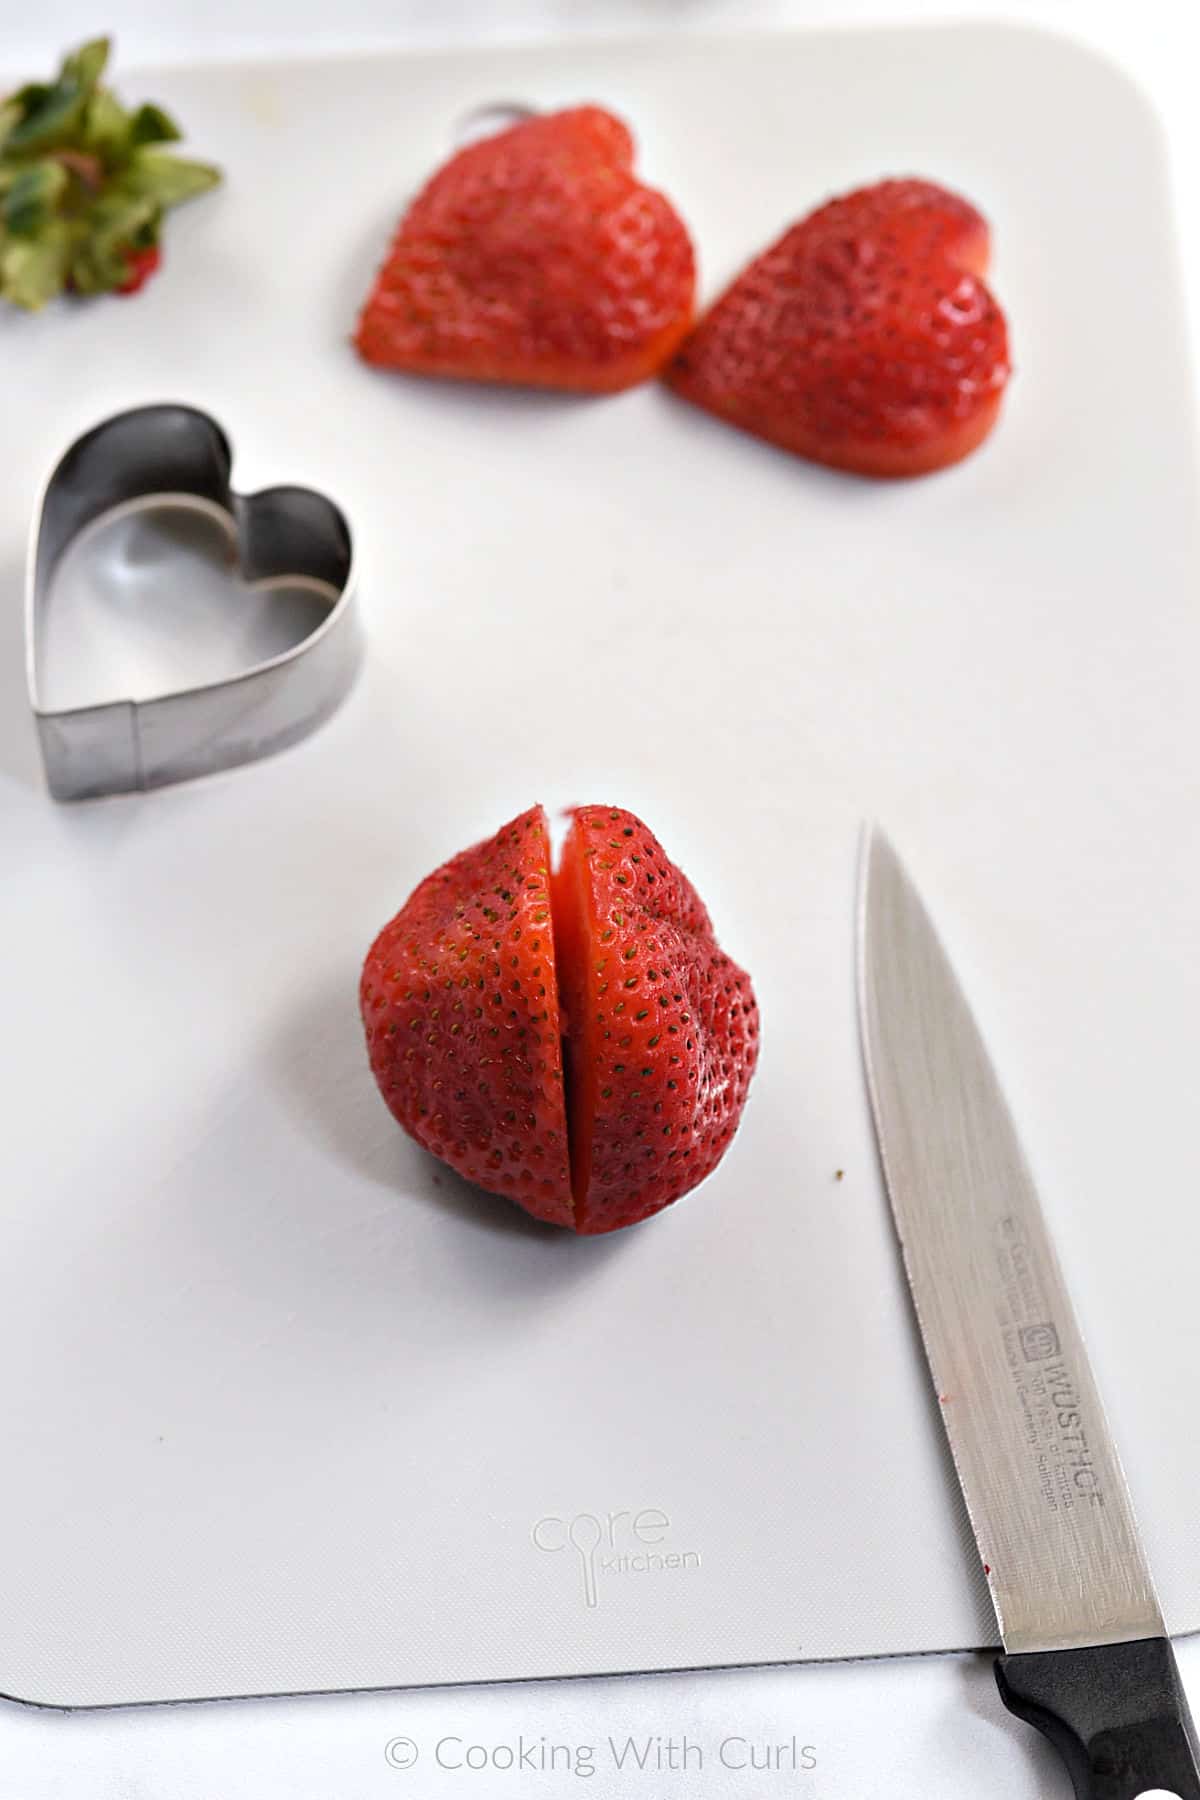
(3, 1), (1200, 1795)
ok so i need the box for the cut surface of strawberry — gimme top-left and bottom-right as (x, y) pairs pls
(361, 805), (759, 1233)
(668, 177), (1010, 477)
(355, 106), (696, 394)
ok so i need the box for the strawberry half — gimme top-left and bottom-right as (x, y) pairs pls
(360, 805), (759, 1233)
(553, 806), (760, 1234)
(354, 107), (696, 394)
(667, 177), (1010, 477)
(361, 807), (573, 1227)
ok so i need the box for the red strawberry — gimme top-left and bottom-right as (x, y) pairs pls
(552, 806), (759, 1234)
(360, 805), (759, 1234)
(360, 806), (573, 1227)
(668, 178), (1010, 477)
(116, 244), (162, 295)
(355, 106), (695, 394)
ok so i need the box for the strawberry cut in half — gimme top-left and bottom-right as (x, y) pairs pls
(668, 177), (1011, 477)
(354, 106), (696, 394)
(360, 805), (759, 1233)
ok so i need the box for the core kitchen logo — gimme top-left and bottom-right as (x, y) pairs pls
(531, 1508), (702, 1609)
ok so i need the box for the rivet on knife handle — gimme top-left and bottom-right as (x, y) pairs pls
(857, 828), (1200, 1800)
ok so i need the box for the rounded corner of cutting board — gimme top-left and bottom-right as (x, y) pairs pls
(947, 19), (1172, 162)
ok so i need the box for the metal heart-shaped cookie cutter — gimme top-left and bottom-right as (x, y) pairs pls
(26, 403), (360, 801)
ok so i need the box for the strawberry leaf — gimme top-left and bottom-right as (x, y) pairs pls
(129, 103), (180, 147)
(81, 88), (135, 165)
(3, 160), (68, 235)
(1, 219), (72, 309)
(121, 149), (221, 208)
(61, 38), (111, 97)
(4, 87), (87, 154)
(68, 241), (128, 295)
(4, 40), (110, 154)
(1, 37), (220, 310)
(0, 98), (25, 153)
(87, 188), (157, 248)
(3, 84), (51, 132)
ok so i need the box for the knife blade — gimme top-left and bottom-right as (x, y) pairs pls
(858, 826), (1200, 1800)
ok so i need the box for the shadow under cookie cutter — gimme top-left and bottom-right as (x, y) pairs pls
(26, 403), (360, 801)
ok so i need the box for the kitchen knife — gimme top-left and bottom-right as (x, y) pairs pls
(858, 827), (1200, 1800)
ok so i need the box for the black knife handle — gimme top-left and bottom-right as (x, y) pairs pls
(996, 1637), (1200, 1800)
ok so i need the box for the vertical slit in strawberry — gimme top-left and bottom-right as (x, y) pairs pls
(549, 816), (594, 1229)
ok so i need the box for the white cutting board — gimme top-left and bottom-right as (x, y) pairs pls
(2, 22), (1199, 1708)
